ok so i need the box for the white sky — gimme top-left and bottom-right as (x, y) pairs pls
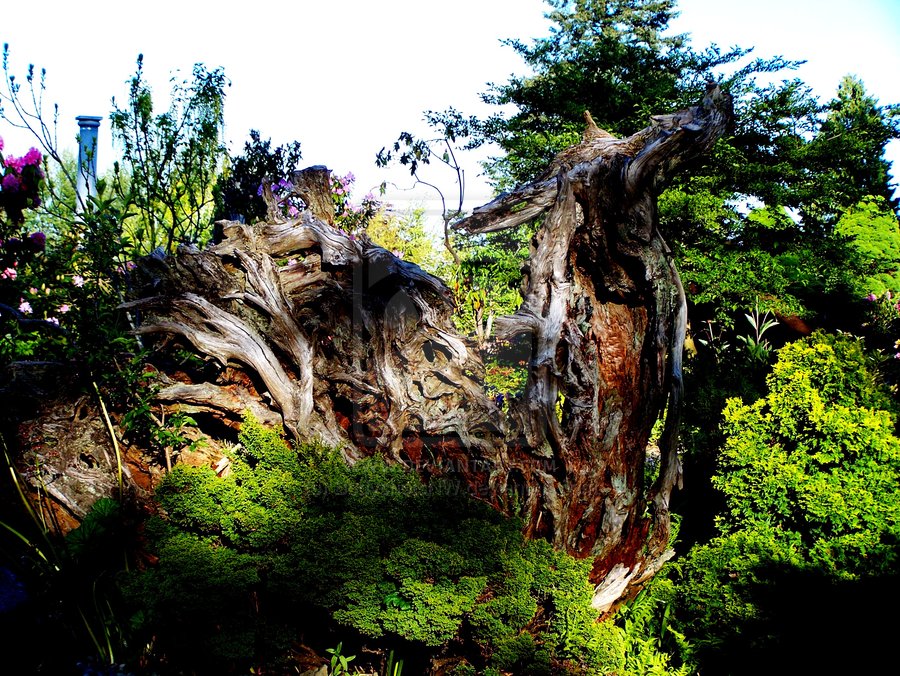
(2, 0), (898, 223)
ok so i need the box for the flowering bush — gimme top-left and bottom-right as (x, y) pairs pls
(1, 135), (46, 268)
(332, 172), (381, 233)
(863, 289), (900, 343)
(0, 137), (44, 225)
(0, 136), (91, 362)
(0, 135), (54, 341)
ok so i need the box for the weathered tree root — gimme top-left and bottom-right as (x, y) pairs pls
(126, 85), (732, 611)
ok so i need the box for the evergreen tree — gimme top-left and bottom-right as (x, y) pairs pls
(805, 75), (900, 221)
(477, 0), (750, 189)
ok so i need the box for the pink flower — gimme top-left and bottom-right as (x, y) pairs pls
(23, 148), (41, 166)
(866, 293), (878, 302)
(1, 267), (17, 281)
(72, 275), (84, 287)
(58, 304), (70, 314)
(18, 299), (32, 315)
(0, 136), (4, 152)
(45, 317), (59, 326)
(4, 156), (24, 173)
(29, 287), (38, 294)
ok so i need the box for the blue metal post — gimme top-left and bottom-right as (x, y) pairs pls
(75, 115), (102, 209)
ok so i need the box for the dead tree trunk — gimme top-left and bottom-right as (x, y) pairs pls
(125, 85), (731, 611)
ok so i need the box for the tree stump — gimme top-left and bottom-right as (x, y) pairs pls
(125, 85), (732, 610)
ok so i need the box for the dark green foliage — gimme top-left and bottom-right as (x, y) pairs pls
(453, 227), (532, 347)
(673, 202), (864, 323)
(476, 0), (745, 189)
(124, 413), (687, 672)
(455, 2), (897, 333)
(806, 75), (900, 217)
(674, 526), (900, 675)
(213, 130), (303, 224)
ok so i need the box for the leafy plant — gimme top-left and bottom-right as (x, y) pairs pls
(110, 54), (227, 255)
(214, 129), (302, 224)
(326, 641), (356, 675)
(0, 439), (135, 672)
(735, 298), (779, 363)
(384, 649), (404, 676)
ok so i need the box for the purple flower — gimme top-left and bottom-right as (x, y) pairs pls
(2, 173), (21, 192)
(73, 275), (85, 287)
(58, 304), (70, 314)
(0, 136), (4, 152)
(28, 232), (46, 251)
(46, 316), (59, 326)
(18, 299), (32, 315)
(866, 293), (878, 302)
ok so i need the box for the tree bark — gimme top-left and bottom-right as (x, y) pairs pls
(125, 85), (731, 611)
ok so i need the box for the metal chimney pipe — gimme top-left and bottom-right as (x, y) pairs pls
(75, 115), (102, 209)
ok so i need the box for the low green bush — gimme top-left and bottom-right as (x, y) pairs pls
(123, 413), (690, 673)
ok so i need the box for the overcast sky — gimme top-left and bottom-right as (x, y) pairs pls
(2, 0), (898, 221)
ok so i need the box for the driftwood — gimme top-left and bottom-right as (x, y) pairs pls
(125, 85), (732, 610)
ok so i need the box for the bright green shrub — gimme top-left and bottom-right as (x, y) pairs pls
(714, 332), (900, 577)
(675, 332), (900, 673)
